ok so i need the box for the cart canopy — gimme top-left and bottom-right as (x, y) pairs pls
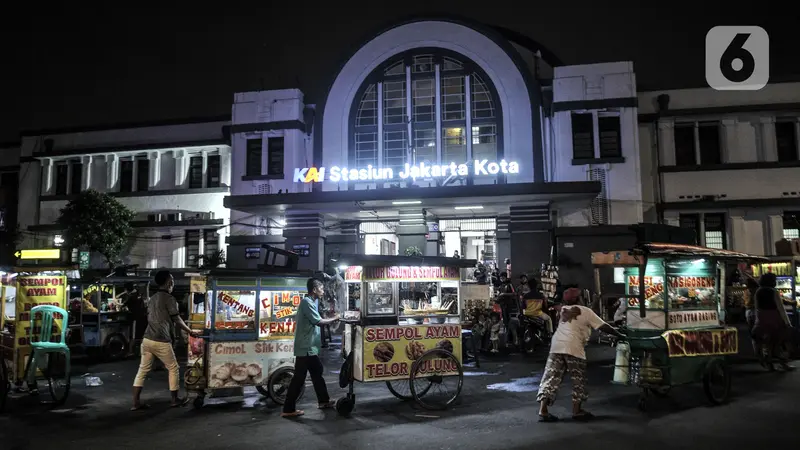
(335, 254), (477, 268)
(592, 243), (768, 266)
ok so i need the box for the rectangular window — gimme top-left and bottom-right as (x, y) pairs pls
(598, 115), (621, 158)
(441, 76), (465, 121)
(471, 124), (497, 161)
(185, 230), (200, 268)
(697, 122), (721, 164)
(413, 129), (436, 165)
(245, 138), (262, 177)
(674, 124), (696, 166)
(189, 156), (203, 189)
(412, 78), (435, 123)
(136, 158), (149, 192)
(679, 213), (701, 246)
(704, 213), (726, 249)
(383, 80), (407, 125)
(55, 163), (69, 195)
(267, 137), (285, 177)
(776, 120), (798, 162)
(119, 160), (134, 193)
(207, 155), (221, 187)
(571, 113), (594, 160)
(383, 130), (407, 175)
(442, 127), (467, 164)
(70, 162), (83, 194)
(783, 211), (800, 239)
(204, 229), (219, 260)
(354, 132), (378, 168)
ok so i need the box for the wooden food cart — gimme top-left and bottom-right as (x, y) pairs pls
(592, 243), (766, 411)
(337, 255), (473, 415)
(185, 268), (316, 409)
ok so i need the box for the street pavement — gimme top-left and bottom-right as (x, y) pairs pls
(1, 339), (798, 450)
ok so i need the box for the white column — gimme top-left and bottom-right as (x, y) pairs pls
(148, 151), (161, 189)
(767, 214), (784, 255)
(721, 119), (739, 162)
(657, 120), (675, 166)
(220, 147), (232, 187)
(729, 214), (746, 253)
(173, 149), (187, 188)
(434, 64), (442, 164)
(217, 230), (226, 265)
(760, 117), (777, 161)
(465, 74), (473, 162)
(81, 156), (93, 190)
(41, 158), (54, 195)
(105, 154), (119, 191)
(202, 150), (209, 188)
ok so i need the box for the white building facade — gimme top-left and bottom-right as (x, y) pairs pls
(639, 81), (800, 255)
(18, 118), (233, 269)
(224, 17), (645, 273)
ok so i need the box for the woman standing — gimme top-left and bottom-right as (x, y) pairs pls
(753, 273), (795, 371)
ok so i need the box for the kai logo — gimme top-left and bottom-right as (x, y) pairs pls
(293, 167), (326, 183)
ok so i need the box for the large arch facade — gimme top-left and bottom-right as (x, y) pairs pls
(318, 19), (541, 189)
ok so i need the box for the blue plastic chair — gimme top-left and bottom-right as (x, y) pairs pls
(25, 305), (71, 386)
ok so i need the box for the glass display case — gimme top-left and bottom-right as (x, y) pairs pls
(751, 258), (800, 327)
(214, 290), (257, 330)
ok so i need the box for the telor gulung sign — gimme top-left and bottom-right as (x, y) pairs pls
(293, 159), (520, 183)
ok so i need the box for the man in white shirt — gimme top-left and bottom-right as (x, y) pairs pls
(537, 288), (625, 422)
(613, 297), (627, 325)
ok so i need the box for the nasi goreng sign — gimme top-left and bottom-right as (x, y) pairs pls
(294, 159), (521, 183)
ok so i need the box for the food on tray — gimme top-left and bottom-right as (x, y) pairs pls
(209, 362), (264, 387)
(402, 299), (456, 316)
(405, 341), (426, 360)
(436, 339), (454, 353)
(373, 342), (395, 362)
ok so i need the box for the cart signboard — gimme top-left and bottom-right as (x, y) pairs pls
(345, 266), (362, 281)
(258, 290), (302, 340)
(362, 266), (459, 282)
(667, 310), (720, 328)
(662, 328), (737, 358)
(206, 341), (295, 388)
(14, 275), (67, 379)
(361, 324), (462, 382)
(215, 290), (257, 330)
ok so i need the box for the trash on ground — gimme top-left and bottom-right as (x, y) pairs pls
(84, 376), (103, 387)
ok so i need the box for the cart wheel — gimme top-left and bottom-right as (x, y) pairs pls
(103, 333), (129, 360)
(193, 395), (205, 409)
(637, 397), (647, 412)
(267, 366), (303, 405)
(410, 349), (463, 411)
(336, 395), (355, 416)
(255, 385), (269, 397)
(386, 378), (433, 401)
(0, 358), (9, 413)
(703, 359), (731, 405)
(44, 353), (70, 407)
(647, 386), (671, 398)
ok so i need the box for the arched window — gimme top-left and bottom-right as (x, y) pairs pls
(350, 50), (501, 183)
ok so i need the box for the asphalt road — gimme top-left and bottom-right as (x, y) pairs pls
(1, 341), (797, 450)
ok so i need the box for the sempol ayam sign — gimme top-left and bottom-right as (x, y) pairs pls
(294, 159), (520, 183)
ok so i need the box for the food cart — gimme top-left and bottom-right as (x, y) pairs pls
(0, 266), (74, 409)
(336, 255), (474, 415)
(185, 268), (317, 409)
(73, 273), (150, 359)
(592, 243), (766, 411)
(750, 257), (800, 327)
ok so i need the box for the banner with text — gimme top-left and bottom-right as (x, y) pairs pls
(361, 324), (462, 382)
(15, 275), (67, 379)
(207, 340), (295, 388)
(662, 327), (738, 358)
(668, 309), (720, 328)
(362, 266), (460, 282)
(258, 290), (301, 339)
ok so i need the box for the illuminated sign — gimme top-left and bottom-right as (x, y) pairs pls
(293, 159), (520, 183)
(15, 249), (61, 260)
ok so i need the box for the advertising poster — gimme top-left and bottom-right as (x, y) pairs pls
(362, 266), (459, 282)
(668, 310), (720, 328)
(258, 290), (301, 340)
(361, 324), (462, 382)
(15, 275), (67, 379)
(207, 341), (295, 388)
(662, 328), (738, 358)
(215, 290), (256, 330)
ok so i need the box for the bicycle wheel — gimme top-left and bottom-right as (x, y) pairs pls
(44, 353), (70, 407)
(410, 349), (463, 410)
(268, 366), (304, 405)
(0, 357), (9, 413)
(386, 378), (432, 401)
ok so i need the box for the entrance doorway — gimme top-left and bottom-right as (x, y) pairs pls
(440, 218), (496, 265)
(360, 221), (399, 256)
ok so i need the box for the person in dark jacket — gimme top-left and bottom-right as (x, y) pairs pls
(753, 273), (794, 371)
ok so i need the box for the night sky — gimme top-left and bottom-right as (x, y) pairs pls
(3, 2), (798, 142)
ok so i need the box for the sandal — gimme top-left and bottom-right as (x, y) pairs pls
(281, 410), (305, 418)
(318, 400), (336, 409)
(572, 411), (594, 421)
(131, 404), (152, 411)
(171, 397), (191, 407)
(538, 414), (559, 422)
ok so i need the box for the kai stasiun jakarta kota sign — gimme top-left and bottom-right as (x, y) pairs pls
(294, 159), (520, 183)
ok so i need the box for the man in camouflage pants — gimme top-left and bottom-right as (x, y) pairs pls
(537, 288), (625, 422)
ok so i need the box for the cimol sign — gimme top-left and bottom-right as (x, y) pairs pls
(294, 159), (520, 183)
